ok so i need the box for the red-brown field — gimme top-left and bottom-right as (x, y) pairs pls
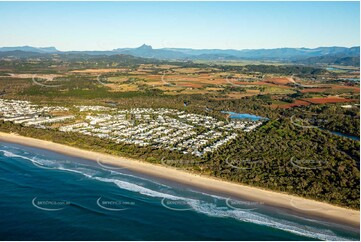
(300, 88), (330, 93)
(264, 77), (294, 85)
(303, 84), (360, 93)
(329, 85), (360, 93)
(270, 100), (311, 109)
(231, 80), (294, 90)
(177, 83), (204, 88)
(302, 97), (358, 104)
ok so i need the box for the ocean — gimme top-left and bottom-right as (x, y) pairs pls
(0, 141), (359, 241)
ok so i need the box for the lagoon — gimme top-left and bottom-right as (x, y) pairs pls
(221, 111), (268, 121)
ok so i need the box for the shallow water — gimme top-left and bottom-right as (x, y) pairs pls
(221, 111), (268, 121)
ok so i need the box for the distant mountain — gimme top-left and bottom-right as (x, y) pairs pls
(162, 46), (360, 60)
(112, 45), (360, 63)
(112, 44), (188, 59)
(0, 45), (359, 66)
(0, 50), (46, 58)
(0, 50), (164, 66)
(0, 46), (58, 53)
(296, 55), (360, 67)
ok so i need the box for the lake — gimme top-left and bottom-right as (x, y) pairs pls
(221, 111), (268, 121)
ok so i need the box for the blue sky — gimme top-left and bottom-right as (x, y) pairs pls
(0, 1), (359, 50)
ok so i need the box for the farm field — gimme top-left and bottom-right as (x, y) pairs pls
(1, 59), (359, 110)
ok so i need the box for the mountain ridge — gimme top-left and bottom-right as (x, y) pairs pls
(0, 45), (359, 66)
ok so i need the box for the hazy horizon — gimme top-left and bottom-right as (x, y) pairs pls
(0, 43), (360, 52)
(0, 1), (359, 51)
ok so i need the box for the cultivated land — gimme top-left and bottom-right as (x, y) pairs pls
(0, 53), (359, 210)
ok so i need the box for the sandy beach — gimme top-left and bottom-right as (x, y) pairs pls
(0, 131), (359, 228)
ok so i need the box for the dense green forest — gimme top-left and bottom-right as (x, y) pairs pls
(209, 119), (359, 209)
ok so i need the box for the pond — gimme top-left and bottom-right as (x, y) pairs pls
(221, 111), (268, 121)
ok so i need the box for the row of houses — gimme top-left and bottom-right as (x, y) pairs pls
(0, 99), (73, 127)
(0, 101), (266, 157)
(57, 107), (265, 157)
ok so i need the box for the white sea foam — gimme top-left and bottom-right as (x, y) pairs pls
(0, 150), (64, 170)
(1, 150), (51, 164)
(108, 169), (172, 189)
(1, 150), (25, 158)
(186, 201), (345, 241)
(32, 157), (57, 167)
(95, 177), (182, 201)
(187, 189), (226, 200)
(57, 167), (94, 178)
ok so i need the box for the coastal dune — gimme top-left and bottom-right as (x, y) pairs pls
(0, 132), (359, 228)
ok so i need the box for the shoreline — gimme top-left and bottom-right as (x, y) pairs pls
(0, 131), (359, 228)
